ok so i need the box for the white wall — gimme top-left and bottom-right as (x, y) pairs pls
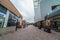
(4, 10), (10, 27)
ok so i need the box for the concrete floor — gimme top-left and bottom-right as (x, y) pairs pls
(0, 25), (60, 40)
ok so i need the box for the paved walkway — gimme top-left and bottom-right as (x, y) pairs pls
(0, 25), (60, 40)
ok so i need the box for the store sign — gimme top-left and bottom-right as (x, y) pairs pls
(0, 12), (6, 17)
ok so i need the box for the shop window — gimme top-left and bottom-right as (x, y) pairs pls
(7, 12), (18, 26)
(0, 17), (4, 28)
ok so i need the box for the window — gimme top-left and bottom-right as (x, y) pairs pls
(0, 5), (7, 14)
(52, 5), (60, 10)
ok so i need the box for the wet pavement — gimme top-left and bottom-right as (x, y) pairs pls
(0, 25), (60, 40)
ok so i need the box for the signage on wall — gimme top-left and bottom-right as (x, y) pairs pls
(0, 12), (6, 17)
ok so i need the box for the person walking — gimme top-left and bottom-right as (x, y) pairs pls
(20, 20), (23, 28)
(47, 19), (51, 33)
(45, 18), (51, 33)
(54, 21), (58, 30)
(39, 21), (43, 29)
(15, 19), (19, 31)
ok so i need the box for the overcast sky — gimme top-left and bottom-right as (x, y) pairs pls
(10, 0), (35, 23)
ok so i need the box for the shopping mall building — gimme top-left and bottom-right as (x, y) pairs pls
(33, 0), (60, 29)
(0, 0), (22, 28)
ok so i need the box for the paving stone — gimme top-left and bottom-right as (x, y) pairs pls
(0, 25), (60, 40)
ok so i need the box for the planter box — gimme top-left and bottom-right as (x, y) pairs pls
(0, 27), (15, 36)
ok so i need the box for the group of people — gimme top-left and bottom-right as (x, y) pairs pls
(39, 18), (58, 33)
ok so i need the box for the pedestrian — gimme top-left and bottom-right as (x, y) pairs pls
(15, 19), (19, 31)
(39, 21), (43, 29)
(20, 20), (23, 28)
(23, 21), (26, 28)
(51, 22), (54, 29)
(54, 21), (58, 30)
(47, 18), (51, 33)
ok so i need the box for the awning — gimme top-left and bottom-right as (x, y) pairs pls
(0, 0), (22, 18)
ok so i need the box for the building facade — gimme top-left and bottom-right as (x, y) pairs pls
(40, 0), (60, 20)
(34, 0), (60, 22)
(34, 0), (60, 27)
(33, 0), (41, 23)
(0, 0), (22, 28)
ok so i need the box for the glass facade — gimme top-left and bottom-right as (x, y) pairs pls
(34, 0), (39, 8)
(0, 4), (21, 27)
(51, 5), (60, 29)
(0, 5), (7, 14)
(53, 15), (60, 29)
(0, 5), (7, 28)
(7, 12), (17, 26)
(52, 5), (60, 12)
(0, 16), (5, 28)
(7, 12), (21, 26)
(34, 0), (40, 8)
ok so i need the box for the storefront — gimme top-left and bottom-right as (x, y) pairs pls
(53, 15), (60, 29)
(7, 12), (21, 26)
(0, 0), (22, 28)
(7, 11), (21, 26)
(0, 5), (7, 28)
(0, 4), (21, 27)
(46, 5), (60, 30)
